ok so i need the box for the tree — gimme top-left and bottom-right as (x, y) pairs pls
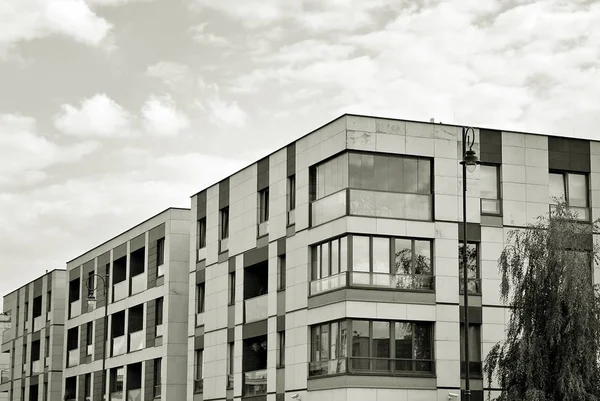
(485, 201), (600, 401)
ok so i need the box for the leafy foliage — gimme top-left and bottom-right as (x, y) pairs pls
(484, 202), (600, 401)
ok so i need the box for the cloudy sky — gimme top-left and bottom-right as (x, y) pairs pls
(1, 0), (599, 304)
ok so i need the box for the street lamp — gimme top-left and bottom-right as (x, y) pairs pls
(85, 273), (109, 401)
(460, 126), (479, 401)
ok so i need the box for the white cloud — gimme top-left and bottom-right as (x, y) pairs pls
(146, 61), (192, 88)
(190, 23), (232, 47)
(0, 113), (98, 187)
(142, 95), (190, 136)
(86, 0), (154, 6)
(54, 94), (133, 137)
(204, 97), (249, 129)
(0, 0), (111, 59)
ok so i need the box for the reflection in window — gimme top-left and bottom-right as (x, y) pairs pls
(460, 324), (482, 377)
(309, 321), (347, 376)
(480, 165), (501, 215)
(549, 172), (589, 221)
(459, 242), (480, 294)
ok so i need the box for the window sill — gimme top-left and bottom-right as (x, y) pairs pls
(277, 288), (285, 293)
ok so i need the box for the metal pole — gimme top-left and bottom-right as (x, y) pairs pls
(462, 127), (471, 401)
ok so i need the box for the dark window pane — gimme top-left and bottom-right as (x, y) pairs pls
(349, 153), (362, 188)
(395, 322), (413, 371)
(361, 154), (375, 190)
(373, 155), (389, 191)
(389, 157), (404, 192)
(414, 324), (432, 371)
(414, 240), (432, 275)
(417, 159), (431, 194)
(351, 321), (369, 370)
(459, 243), (478, 279)
(403, 159), (418, 193)
(372, 321), (390, 371)
(394, 239), (412, 275)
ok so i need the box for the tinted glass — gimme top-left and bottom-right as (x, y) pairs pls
(417, 159), (431, 194)
(372, 237), (390, 273)
(394, 239), (412, 275)
(331, 239), (339, 275)
(568, 173), (588, 207)
(414, 240), (432, 275)
(373, 155), (389, 191)
(549, 173), (565, 203)
(479, 165), (498, 199)
(403, 159), (418, 193)
(389, 157), (404, 192)
(353, 236), (370, 272)
(459, 243), (478, 278)
(351, 321), (369, 360)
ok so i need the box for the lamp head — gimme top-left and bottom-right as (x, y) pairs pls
(463, 149), (479, 173)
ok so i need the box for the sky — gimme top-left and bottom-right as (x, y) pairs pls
(1, 0), (599, 305)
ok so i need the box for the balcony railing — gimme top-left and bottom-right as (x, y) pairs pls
(33, 316), (43, 332)
(258, 221), (269, 237)
(311, 189), (347, 226)
(459, 278), (482, 295)
(351, 272), (434, 290)
(110, 391), (124, 401)
(194, 379), (203, 393)
(127, 388), (141, 401)
(244, 294), (268, 323)
(67, 349), (79, 367)
(243, 369), (267, 396)
(129, 330), (144, 352)
(113, 281), (128, 302)
(220, 237), (229, 253)
(130, 273), (145, 295)
(287, 210), (295, 226)
(31, 360), (42, 374)
(550, 204), (590, 222)
(1, 369), (9, 383)
(309, 358), (347, 377)
(112, 335), (126, 356)
(156, 324), (163, 337)
(310, 272), (347, 295)
(70, 300), (81, 319)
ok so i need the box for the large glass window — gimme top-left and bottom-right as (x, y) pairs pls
(310, 321), (348, 376)
(480, 165), (501, 215)
(310, 237), (348, 294)
(550, 172), (589, 221)
(460, 324), (482, 378)
(459, 242), (480, 295)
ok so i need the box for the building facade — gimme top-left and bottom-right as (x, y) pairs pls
(0, 269), (67, 401)
(62, 207), (190, 401)
(188, 114), (600, 401)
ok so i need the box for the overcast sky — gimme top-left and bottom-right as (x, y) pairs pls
(1, 0), (599, 305)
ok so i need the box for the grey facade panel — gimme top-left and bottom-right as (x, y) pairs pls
(31, 331), (40, 342)
(228, 258), (235, 273)
(308, 374), (436, 390)
(196, 260), (206, 271)
(146, 300), (156, 348)
(287, 143), (296, 177)
(460, 306), (483, 324)
(97, 262), (108, 308)
(130, 233), (145, 252)
(277, 239), (285, 256)
(94, 317), (105, 362)
(308, 288), (436, 309)
(78, 374), (86, 401)
(195, 269), (205, 284)
(458, 222), (481, 242)
(548, 136), (591, 173)
(219, 178), (230, 209)
(197, 191), (207, 220)
(257, 157), (269, 191)
(227, 327), (234, 342)
(144, 359), (154, 401)
(242, 320), (268, 339)
(80, 322), (87, 363)
(277, 315), (285, 332)
(33, 278), (43, 297)
(479, 129), (502, 164)
(148, 223), (165, 243)
(243, 246), (268, 268)
(47, 272), (52, 289)
(69, 267), (80, 281)
(113, 243), (127, 260)
(93, 371), (103, 401)
(147, 239), (157, 289)
(194, 335), (204, 350)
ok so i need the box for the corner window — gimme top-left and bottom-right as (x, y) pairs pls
(549, 172), (589, 221)
(197, 218), (207, 249)
(459, 242), (480, 295)
(479, 165), (501, 215)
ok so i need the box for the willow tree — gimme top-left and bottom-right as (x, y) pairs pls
(485, 201), (600, 401)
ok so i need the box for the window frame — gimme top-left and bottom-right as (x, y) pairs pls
(220, 207), (229, 240)
(258, 188), (270, 223)
(479, 163), (502, 216)
(277, 255), (286, 291)
(157, 237), (165, 267)
(460, 323), (482, 378)
(287, 175), (296, 211)
(197, 283), (205, 314)
(458, 241), (481, 295)
(197, 218), (207, 249)
(549, 171), (590, 222)
(155, 297), (164, 327)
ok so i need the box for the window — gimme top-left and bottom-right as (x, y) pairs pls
(550, 172), (589, 221)
(227, 342), (234, 388)
(460, 324), (482, 378)
(155, 297), (163, 336)
(287, 175), (296, 226)
(24, 302), (28, 323)
(86, 322), (93, 355)
(196, 284), (205, 314)
(84, 373), (91, 398)
(46, 291), (51, 313)
(228, 273), (236, 305)
(459, 242), (480, 295)
(277, 331), (285, 367)
(277, 255), (286, 290)
(480, 165), (501, 215)
(45, 336), (50, 360)
(310, 321), (347, 376)
(220, 207), (229, 240)
(110, 367), (124, 394)
(154, 358), (162, 398)
(311, 236), (348, 281)
(259, 188), (270, 223)
(194, 350), (204, 393)
(157, 238), (165, 267)
(197, 218), (207, 249)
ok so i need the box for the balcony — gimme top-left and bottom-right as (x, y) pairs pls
(220, 237), (229, 253)
(112, 335), (126, 356)
(310, 272), (347, 295)
(243, 369), (267, 396)
(130, 274), (145, 296)
(194, 379), (203, 393)
(127, 388), (141, 401)
(31, 360), (42, 374)
(113, 281), (128, 302)
(69, 300), (81, 319)
(33, 316), (43, 332)
(129, 330), (144, 352)
(110, 391), (124, 401)
(156, 324), (163, 337)
(244, 294), (268, 323)
(309, 357), (435, 377)
(67, 349), (79, 367)
(351, 272), (434, 291)
(258, 221), (269, 237)
(459, 278), (481, 295)
(309, 358), (347, 377)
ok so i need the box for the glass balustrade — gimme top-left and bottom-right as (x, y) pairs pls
(67, 349), (79, 367)
(349, 189), (432, 221)
(127, 388), (141, 401)
(33, 316), (43, 332)
(348, 357), (435, 375)
(129, 330), (144, 352)
(258, 221), (269, 237)
(31, 360), (42, 374)
(351, 272), (434, 290)
(243, 369), (267, 396)
(308, 358), (347, 377)
(244, 294), (268, 323)
(310, 272), (347, 295)
(110, 391), (124, 401)
(130, 274), (145, 295)
(311, 189), (347, 226)
(112, 335), (126, 356)
(113, 281), (128, 302)
(69, 300), (81, 318)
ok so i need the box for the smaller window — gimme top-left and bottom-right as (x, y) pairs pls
(277, 255), (286, 290)
(459, 242), (480, 295)
(227, 342), (234, 379)
(154, 358), (162, 398)
(195, 350), (204, 393)
(84, 373), (91, 398)
(287, 175), (296, 211)
(155, 298), (164, 327)
(550, 172), (590, 221)
(258, 188), (270, 223)
(460, 324), (482, 378)
(157, 238), (165, 267)
(86, 322), (93, 346)
(228, 273), (236, 305)
(198, 218), (207, 249)
(220, 207), (229, 240)
(197, 284), (205, 314)
(277, 331), (285, 367)
(479, 165), (501, 215)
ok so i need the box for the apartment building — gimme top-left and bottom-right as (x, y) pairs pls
(188, 114), (600, 401)
(0, 270), (67, 401)
(62, 207), (190, 401)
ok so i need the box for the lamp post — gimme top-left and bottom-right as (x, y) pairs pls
(85, 273), (109, 401)
(460, 126), (479, 401)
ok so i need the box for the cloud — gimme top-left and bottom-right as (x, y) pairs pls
(141, 95), (190, 136)
(86, 0), (154, 6)
(0, 113), (98, 188)
(190, 23), (232, 47)
(194, 78), (249, 129)
(0, 0), (112, 59)
(146, 61), (192, 89)
(54, 94), (133, 137)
